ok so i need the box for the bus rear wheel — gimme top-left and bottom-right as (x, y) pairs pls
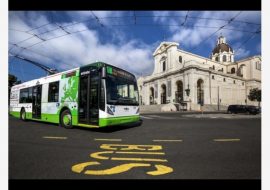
(20, 108), (27, 121)
(60, 110), (73, 129)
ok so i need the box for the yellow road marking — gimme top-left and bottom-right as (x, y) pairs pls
(71, 162), (173, 176)
(115, 151), (165, 155)
(84, 163), (151, 175)
(71, 143), (173, 176)
(213, 138), (240, 142)
(153, 139), (183, 142)
(94, 138), (122, 141)
(90, 151), (166, 160)
(72, 161), (100, 173)
(147, 165), (173, 176)
(90, 151), (113, 160)
(100, 144), (162, 151)
(72, 161), (151, 175)
(111, 157), (167, 162)
(43, 136), (67, 140)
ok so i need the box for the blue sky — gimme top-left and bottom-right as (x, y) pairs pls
(8, 11), (261, 82)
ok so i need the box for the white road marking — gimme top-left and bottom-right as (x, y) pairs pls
(147, 115), (175, 119)
(213, 138), (240, 142)
(140, 116), (154, 119)
(43, 136), (67, 140)
(94, 138), (122, 141)
(153, 139), (183, 142)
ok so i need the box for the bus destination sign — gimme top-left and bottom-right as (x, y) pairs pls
(106, 66), (134, 81)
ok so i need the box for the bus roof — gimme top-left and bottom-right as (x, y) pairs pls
(11, 61), (136, 91)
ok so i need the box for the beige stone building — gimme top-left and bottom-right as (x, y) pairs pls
(137, 36), (261, 111)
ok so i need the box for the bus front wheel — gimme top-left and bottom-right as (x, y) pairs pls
(60, 109), (73, 129)
(20, 108), (26, 121)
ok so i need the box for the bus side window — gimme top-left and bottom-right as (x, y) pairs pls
(48, 81), (59, 102)
(19, 88), (29, 103)
(27, 87), (33, 103)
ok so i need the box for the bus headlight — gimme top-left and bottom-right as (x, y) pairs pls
(107, 106), (114, 115)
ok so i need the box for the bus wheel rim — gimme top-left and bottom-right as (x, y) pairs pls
(63, 114), (71, 125)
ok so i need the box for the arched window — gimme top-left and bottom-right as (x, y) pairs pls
(197, 79), (204, 105)
(149, 87), (154, 105)
(231, 68), (235, 74)
(238, 64), (245, 77)
(215, 56), (219, 62)
(175, 81), (183, 103)
(163, 61), (166, 71)
(161, 84), (167, 104)
(179, 56), (182, 63)
(213, 65), (215, 70)
(212, 75), (215, 80)
(223, 55), (227, 62)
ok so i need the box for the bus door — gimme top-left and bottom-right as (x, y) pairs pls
(79, 67), (99, 125)
(32, 85), (42, 119)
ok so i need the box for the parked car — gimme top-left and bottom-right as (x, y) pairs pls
(227, 105), (260, 115)
(227, 105), (246, 114)
(245, 105), (260, 115)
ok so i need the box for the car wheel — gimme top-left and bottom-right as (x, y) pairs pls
(60, 109), (73, 129)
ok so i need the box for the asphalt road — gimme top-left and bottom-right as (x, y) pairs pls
(9, 113), (261, 179)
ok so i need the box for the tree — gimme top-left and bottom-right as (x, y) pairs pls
(248, 88), (261, 107)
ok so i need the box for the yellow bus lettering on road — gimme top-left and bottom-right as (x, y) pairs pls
(71, 143), (173, 176)
(147, 165), (173, 176)
(72, 161), (100, 173)
(84, 163), (151, 175)
(100, 144), (162, 151)
(90, 151), (113, 160)
(72, 161), (173, 176)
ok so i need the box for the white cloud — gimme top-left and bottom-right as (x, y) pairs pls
(9, 11), (154, 78)
(152, 11), (260, 49)
(66, 11), (123, 25)
(235, 48), (250, 60)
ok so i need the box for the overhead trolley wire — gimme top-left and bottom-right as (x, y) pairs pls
(234, 27), (261, 54)
(189, 11), (242, 53)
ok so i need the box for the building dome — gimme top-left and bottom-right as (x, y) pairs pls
(210, 36), (234, 63)
(212, 43), (233, 54)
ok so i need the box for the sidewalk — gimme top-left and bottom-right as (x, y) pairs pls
(140, 110), (226, 115)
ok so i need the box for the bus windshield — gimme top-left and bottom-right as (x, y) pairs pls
(106, 75), (139, 106)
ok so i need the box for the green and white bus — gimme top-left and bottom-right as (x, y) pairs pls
(9, 62), (141, 128)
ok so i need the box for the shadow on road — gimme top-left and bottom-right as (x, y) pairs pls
(9, 115), (142, 133)
(74, 121), (142, 133)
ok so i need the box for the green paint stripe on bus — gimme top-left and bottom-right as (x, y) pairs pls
(77, 123), (99, 128)
(9, 111), (139, 128)
(10, 111), (20, 118)
(99, 115), (140, 127)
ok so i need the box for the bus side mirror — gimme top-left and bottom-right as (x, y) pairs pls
(101, 67), (107, 79)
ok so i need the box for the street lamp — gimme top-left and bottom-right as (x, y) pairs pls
(185, 84), (190, 97)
